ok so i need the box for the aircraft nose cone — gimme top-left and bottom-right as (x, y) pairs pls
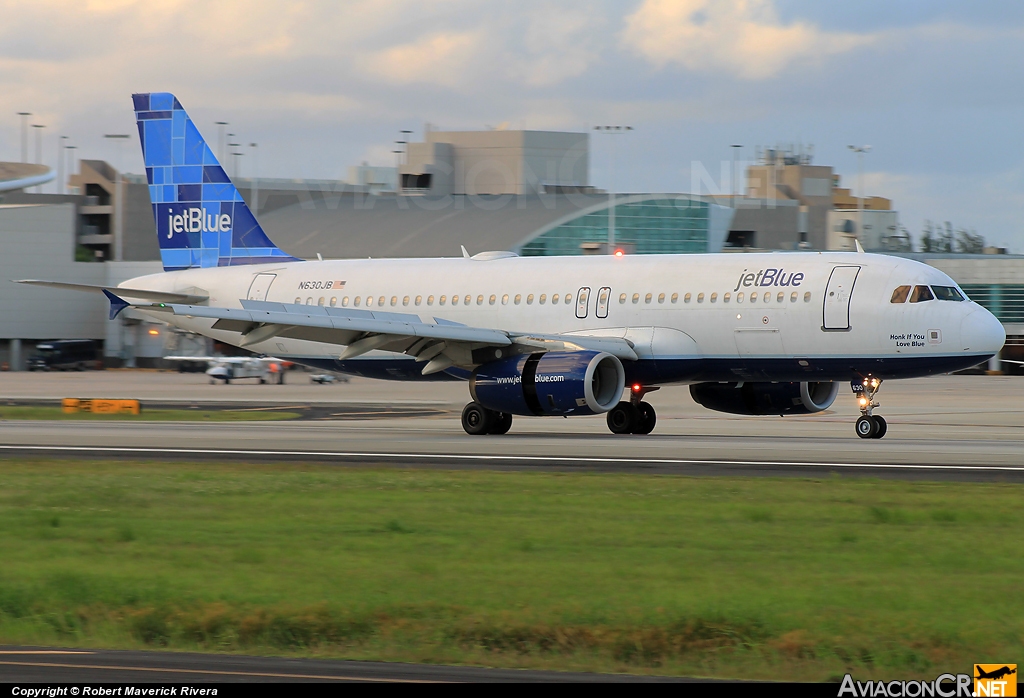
(961, 307), (1005, 354)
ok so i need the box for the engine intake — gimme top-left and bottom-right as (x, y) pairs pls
(471, 350), (625, 416)
(689, 381), (839, 416)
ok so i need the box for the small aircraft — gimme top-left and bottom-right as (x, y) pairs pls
(164, 355), (288, 384)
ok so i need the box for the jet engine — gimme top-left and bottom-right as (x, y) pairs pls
(470, 350), (625, 416)
(689, 381), (839, 416)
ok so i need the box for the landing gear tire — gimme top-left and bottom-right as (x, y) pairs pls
(607, 402), (638, 434)
(855, 415), (876, 439)
(633, 402), (656, 435)
(870, 415), (887, 439)
(488, 412), (513, 435)
(462, 402), (493, 436)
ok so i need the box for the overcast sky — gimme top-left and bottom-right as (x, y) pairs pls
(2, 0), (1022, 250)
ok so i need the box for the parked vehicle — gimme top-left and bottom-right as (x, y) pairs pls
(28, 340), (99, 371)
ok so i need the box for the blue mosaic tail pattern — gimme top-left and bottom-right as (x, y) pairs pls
(133, 93), (299, 271)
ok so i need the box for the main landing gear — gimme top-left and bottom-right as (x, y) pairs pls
(461, 402), (513, 436)
(606, 385), (659, 435)
(852, 377), (887, 439)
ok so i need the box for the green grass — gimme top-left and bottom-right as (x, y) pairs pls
(0, 406), (300, 421)
(0, 459), (1021, 680)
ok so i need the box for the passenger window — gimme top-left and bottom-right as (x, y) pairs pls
(477, 295), (484, 305)
(764, 292), (771, 303)
(318, 297), (325, 306)
(539, 294), (547, 305)
(697, 293), (705, 303)
(803, 292), (811, 302)
(415, 295), (422, 306)
(294, 297), (301, 304)
(776, 292), (783, 303)
(342, 297), (349, 307)
(737, 292), (744, 303)
(564, 294), (572, 305)
(306, 297), (313, 305)
(452, 295), (459, 306)
(402, 296), (409, 306)
(790, 292), (797, 303)
(552, 294), (560, 304)
(645, 293), (652, 304)
(489, 294), (496, 305)
(354, 297), (361, 307)
(684, 293), (691, 303)
(710, 293), (718, 303)
(632, 293), (640, 304)
(890, 285), (911, 303)
(439, 295), (446, 305)
(931, 285), (965, 301)
(330, 297), (337, 307)
(378, 296), (386, 307)
(750, 293), (757, 304)
(724, 292), (731, 303)
(390, 296), (397, 306)
(527, 294), (534, 305)
(619, 293), (627, 304)
(910, 285), (934, 303)
(515, 294), (522, 305)
(427, 295), (434, 306)
(670, 293), (678, 303)
(658, 293), (665, 304)
(502, 294), (509, 305)
(464, 295), (471, 305)
(365, 296), (373, 307)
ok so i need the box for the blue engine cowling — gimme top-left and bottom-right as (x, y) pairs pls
(689, 381), (839, 416)
(470, 351), (625, 416)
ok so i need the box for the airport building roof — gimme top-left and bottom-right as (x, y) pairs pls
(0, 162), (55, 193)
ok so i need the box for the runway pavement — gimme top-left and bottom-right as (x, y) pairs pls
(1, 371), (1024, 481)
(0, 646), (684, 682)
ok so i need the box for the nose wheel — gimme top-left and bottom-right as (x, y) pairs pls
(852, 377), (887, 439)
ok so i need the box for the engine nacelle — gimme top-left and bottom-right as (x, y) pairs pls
(471, 351), (625, 416)
(689, 381), (839, 416)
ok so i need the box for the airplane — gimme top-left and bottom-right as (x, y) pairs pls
(975, 666), (1016, 681)
(17, 92), (1005, 438)
(163, 355), (288, 384)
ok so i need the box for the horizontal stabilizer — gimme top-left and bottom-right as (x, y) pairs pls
(15, 280), (209, 303)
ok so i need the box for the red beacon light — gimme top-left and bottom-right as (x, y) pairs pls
(614, 249), (624, 257)
(632, 384), (642, 393)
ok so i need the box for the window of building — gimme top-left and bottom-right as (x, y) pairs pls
(527, 294), (534, 304)
(910, 285), (934, 303)
(891, 285), (911, 303)
(931, 286), (965, 301)
(539, 294), (547, 305)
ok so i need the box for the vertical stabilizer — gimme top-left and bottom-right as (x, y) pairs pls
(133, 92), (299, 271)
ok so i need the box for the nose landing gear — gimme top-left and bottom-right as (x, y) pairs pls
(606, 384), (659, 435)
(852, 377), (887, 439)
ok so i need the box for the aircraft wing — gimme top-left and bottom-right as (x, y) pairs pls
(132, 297), (637, 374)
(15, 280), (208, 304)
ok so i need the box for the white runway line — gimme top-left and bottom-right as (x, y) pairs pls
(1, 444), (1022, 472)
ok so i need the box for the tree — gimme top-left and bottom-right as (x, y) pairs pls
(955, 227), (985, 254)
(920, 220), (935, 252)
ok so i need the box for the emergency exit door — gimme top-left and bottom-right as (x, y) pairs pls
(247, 273), (277, 301)
(822, 266), (860, 330)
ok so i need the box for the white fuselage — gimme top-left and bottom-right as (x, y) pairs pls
(123, 251), (1004, 384)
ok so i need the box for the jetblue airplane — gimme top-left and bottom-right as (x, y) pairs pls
(20, 93), (1005, 439)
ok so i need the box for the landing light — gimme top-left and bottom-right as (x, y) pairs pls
(858, 398), (868, 406)
(632, 384), (642, 392)
(614, 249), (624, 257)
(147, 329), (159, 336)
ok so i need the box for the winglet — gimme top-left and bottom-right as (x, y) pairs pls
(102, 289), (131, 320)
(461, 245), (470, 259)
(855, 239), (865, 254)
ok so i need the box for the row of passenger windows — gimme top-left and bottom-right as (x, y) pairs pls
(890, 285), (966, 304)
(294, 290), (815, 308)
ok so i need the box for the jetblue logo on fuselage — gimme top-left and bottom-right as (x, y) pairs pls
(732, 268), (804, 292)
(167, 208), (231, 238)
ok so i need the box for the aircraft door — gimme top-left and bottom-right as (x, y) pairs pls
(576, 287), (591, 319)
(596, 287), (611, 319)
(823, 266), (860, 330)
(247, 273), (277, 301)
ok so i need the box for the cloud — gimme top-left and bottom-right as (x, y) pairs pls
(356, 31), (485, 89)
(622, 0), (875, 79)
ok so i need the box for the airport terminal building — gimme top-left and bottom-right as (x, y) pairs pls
(0, 128), (1021, 370)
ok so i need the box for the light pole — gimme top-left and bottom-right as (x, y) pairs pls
(593, 125), (633, 254)
(57, 136), (68, 194)
(105, 134), (131, 262)
(17, 112), (31, 163)
(228, 141), (241, 177)
(215, 122), (229, 162)
(65, 145), (77, 190)
(32, 124), (45, 191)
(847, 145), (871, 242)
(249, 143), (258, 214)
(730, 144), (742, 205)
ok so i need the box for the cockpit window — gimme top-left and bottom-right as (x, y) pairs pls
(909, 285), (934, 303)
(890, 285), (911, 303)
(931, 285), (965, 301)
